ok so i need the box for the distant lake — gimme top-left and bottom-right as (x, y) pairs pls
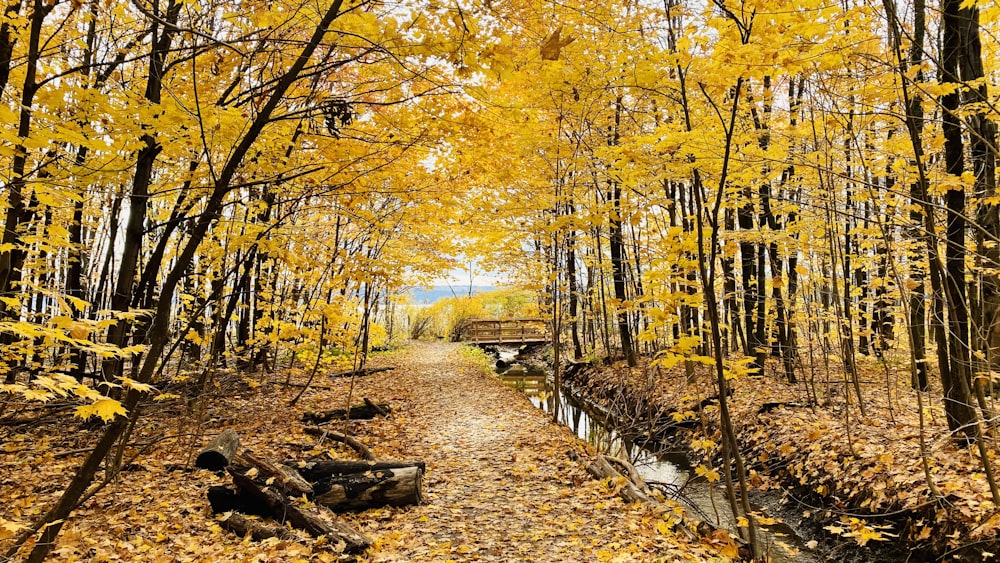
(408, 285), (498, 304)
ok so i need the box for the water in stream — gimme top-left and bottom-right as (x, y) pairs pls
(494, 349), (822, 563)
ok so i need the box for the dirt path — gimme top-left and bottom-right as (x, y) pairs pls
(347, 341), (720, 562)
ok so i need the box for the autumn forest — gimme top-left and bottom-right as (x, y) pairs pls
(1, 0), (1000, 560)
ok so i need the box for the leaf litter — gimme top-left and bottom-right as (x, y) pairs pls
(0, 341), (729, 562)
(567, 344), (1000, 560)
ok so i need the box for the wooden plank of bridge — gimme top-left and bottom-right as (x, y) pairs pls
(462, 319), (548, 346)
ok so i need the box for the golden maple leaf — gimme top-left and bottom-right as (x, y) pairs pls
(540, 26), (576, 60)
(75, 398), (126, 422)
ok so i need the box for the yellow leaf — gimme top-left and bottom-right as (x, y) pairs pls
(719, 540), (740, 558)
(0, 518), (24, 540)
(655, 520), (671, 535)
(756, 515), (777, 525)
(72, 384), (102, 401)
(695, 464), (720, 482)
(68, 324), (91, 340)
(22, 388), (53, 401)
(75, 398), (126, 422)
(540, 26), (576, 61)
(117, 377), (154, 393)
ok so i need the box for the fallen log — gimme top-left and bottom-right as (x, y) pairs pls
(196, 429), (240, 471)
(302, 427), (376, 461)
(207, 486), (271, 517)
(583, 453), (745, 547)
(586, 454), (654, 505)
(756, 401), (810, 414)
(363, 397), (389, 417)
(314, 466), (423, 512)
(290, 459), (427, 481)
(219, 511), (294, 541)
(329, 366), (394, 379)
(228, 462), (370, 552)
(233, 452), (313, 496)
(302, 401), (391, 423)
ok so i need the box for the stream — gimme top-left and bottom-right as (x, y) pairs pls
(492, 348), (823, 563)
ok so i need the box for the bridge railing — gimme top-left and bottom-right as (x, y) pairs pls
(461, 318), (548, 345)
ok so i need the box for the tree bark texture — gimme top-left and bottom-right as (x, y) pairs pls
(314, 466), (423, 512)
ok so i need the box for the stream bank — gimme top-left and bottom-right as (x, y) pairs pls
(553, 355), (995, 562)
(486, 345), (941, 562)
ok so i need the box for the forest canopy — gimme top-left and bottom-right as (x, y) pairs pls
(1, 0), (999, 559)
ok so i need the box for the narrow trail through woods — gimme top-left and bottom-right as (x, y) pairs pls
(356, 341), (714, 562)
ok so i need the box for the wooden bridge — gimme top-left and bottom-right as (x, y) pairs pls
(460, 318), (549, 346)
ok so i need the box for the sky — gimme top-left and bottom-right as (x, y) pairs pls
(426, 260), (502, 288)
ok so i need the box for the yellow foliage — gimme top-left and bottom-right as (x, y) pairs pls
(75, 398), (127, 422)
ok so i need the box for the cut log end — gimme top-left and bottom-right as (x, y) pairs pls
(196, 429), (240, 471)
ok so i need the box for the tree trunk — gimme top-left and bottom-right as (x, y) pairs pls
(940, 0), (977, 439)
(608, 95), (636, 367)
(228, 462), (369, 552)
(0, 0), (51, 383)
(882, 0), (930, 390)
(567, 218), (582, 360)
(12, 1), (351, 559)
(102, 0), (181, 382)
(961, 2), (999, 377)
(737, 196), (758, 365)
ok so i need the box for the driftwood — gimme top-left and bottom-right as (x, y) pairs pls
(314, 466), (423, 512)
(219, 511), (294, 541)
(290, 460), (427, 481)
(196, 429), (240, 470)
(303, 427), (376, 461)
(302, 401), (391, 423)
(586, 454), (655, 505)
(585, 453), (702, 542)
(205, 423), (422, 548)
